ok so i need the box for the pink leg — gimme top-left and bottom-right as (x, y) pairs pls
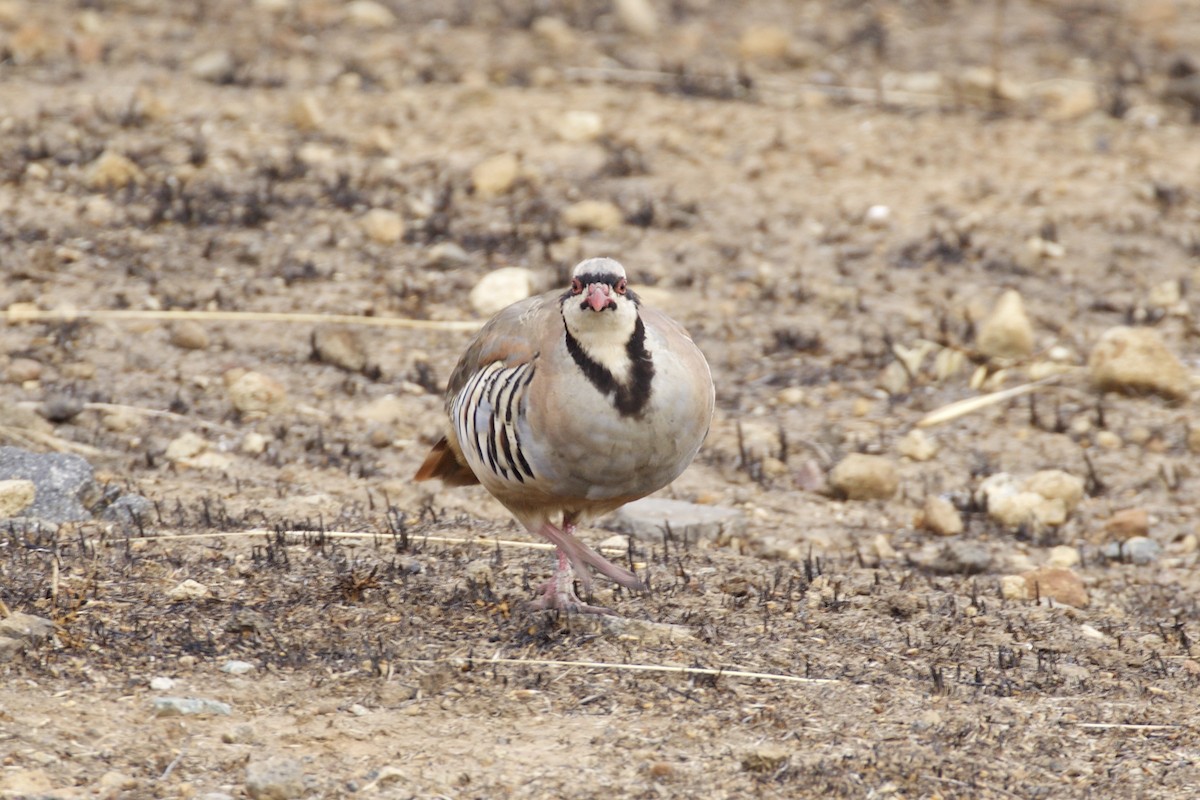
(530, 550), (610, 614)
(529, 518), (643, 614)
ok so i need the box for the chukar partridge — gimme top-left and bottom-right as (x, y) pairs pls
(414, 257), (714, 612)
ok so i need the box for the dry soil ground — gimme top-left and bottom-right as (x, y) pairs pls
(3, 1), (1200, 798)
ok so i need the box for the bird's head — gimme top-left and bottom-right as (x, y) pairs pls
(560, 257), (640, 339)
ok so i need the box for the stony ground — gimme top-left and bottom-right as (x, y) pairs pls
(3, 0), (1200, 798)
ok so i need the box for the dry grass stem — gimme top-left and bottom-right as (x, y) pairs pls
(917, 375), (1066, 428)
(402, 656), (839, 686)
(3, 306), (482, 333)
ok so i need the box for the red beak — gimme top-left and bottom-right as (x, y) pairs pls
(585, 283), (612, 312)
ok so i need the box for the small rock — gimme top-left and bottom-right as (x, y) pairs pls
(614, 0), (658, 37)
(897, 429), (938, 461)
(604, 497), (746, 544)
(928, 540), (991, 575)
(94, 771), (136, 795)
(1017, 566), (1089, 608)
(165, 432), (208, 462)
(242, 432), (269, 455)
(221, 660), (257, 675)
(0, 479), (36, 518)
(153, 697), (233, 717)
(360, 208), (405, 244)
(829, 453), (898, 500)
(557, 110), (604, 142)
(39, 394), (84, 423)
(245, 757), (305, 800)
(86, 150), (143, 190)
(226, 370), (287, 418)
(6, 357), (42, 383)
(1000, 573), (1028, 601)
(532, 16), (577, 52)
(921, 495), (964, 536)
(471, 153), (520, 197)
(1088, 325), (1190, 403)
(989, 491), (1066, 530)
(100, 493), (153, 524)
(1079, 624), (1110, 641)
(424, 241), (471, 269)
(469, 267), (534, 316)
(864, 204), (891, 228)
(561, 200), (623, 231)
(168, 579), (211, 601)
(1104, 507), (1150, 540)
(1034, 80), (1100, 121)
(976, 289), (1034, 359)
(149, 676), (176, 691)
(873, 534), (897, 560)
(312, 327), (368, 373)
(1023, 469), (1085, 511)
(344, 0), (395, 27)
(169, 320), (210, 350)
(741, 744), (790, 774)
(1103, 536), (1162, 565)
(190, 50), (235, 83)
(0, 446), (98, 522)
(1047, 545), (1081, 568)
(737, 25), (793, 61)
(289, 94), (324, 132)
(0, 612), (55, 646)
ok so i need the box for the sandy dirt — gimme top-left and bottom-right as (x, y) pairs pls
(3, 1), (1200, 797)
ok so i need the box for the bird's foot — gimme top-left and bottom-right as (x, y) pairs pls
(529, 551), (613, 614)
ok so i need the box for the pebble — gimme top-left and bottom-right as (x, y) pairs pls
(873, 534), (897, 560)
(897, 429), (937, 461)
(928, 540), (991, 575)
(191, 50), (235, 83)
(561, 200), (623, 231)
(469, 267), (534, 316)
(0, 612), (56, 657)
(101, 493), (153, 523)
(1013, 566), (1089, 608)
(829, 453), (898, 500)
(354, 395), (408, 425)
(557, 110), (603, 142)
(242, 432), (269, 455)
(989, 491), (1066, 530)
(166, 432), (208, 462)
(0, 478), (36, 518)
(604, 497), (746, 544)
(614, 0), (658, 37)
(344, 0), (395, 27)
(86, 150), (144, 190)
(226, 370), (287, 418)
(221, 660), (257, 675)
(921, 495), (964, 536)
(471, 153), (520, 197)
(39, 394), (84, 423)
(245, 757), (306, 800)
(1104, 507), (1150, 540)
(312, 327), (368, 373)
(1023, 469), (1085, 511)
(168, 578), (211, 601)
(737, 25), (793, 61)
(6, 357), (42, 383)
(976, 289), (1035, 359)
(1087, 325), (1190, 402)
(289, 94), (324, 132)
(152, 697), (233, 717)
(1079, 624), (1110, 641)
(532, 16), (576, 52)
(360, 208), (405, 244)
(169, 320), (210, 350)
(149, 676), (176, 691)
(424, 241), (471, 269)
(1047, 545), (1081, 568)
(0, 446), (98, 522)
(1102, 536), (1162, 565)
(864, 204), (891, 228)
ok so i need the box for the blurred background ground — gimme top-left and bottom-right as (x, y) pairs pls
(2, 1), (1200, 797)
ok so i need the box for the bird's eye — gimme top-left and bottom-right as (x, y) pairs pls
(615, 279), (627, 294)
(570, 278), (583, 294)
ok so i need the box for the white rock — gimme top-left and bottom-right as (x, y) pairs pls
(168, 579), (211, 601)
(1023, 469), (1085, 511)
(241, 432), (269, 455)
(1088, 325), (1190, 402)
(557, 110), (604, 143)
(614, 0), (658, 36)
(561, 200), (623, 231)
(360, 208), (404, 245)
(897, 429), (937, 461)
(829, 454), (898, 500)
(344, 0), (395, 27)
(921, 495), (963, 536)
(221, 660), (256, 675)
(471, 153), (520, 197)
(1047, 545), (1081, 568)
(989, 491), (1067, 530)
(149, 676), (176, 691)
(469, 268), (534, 316)
(190, 50), (235, 84)
(976, 289), (1034, 359)
(864, 204), (891, 228)
(165, 432), (208, 462)
(605, 497), (746, 544)
(226, 370), (287, 418)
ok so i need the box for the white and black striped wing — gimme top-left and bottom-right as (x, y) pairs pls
(450, 361), (538, 485)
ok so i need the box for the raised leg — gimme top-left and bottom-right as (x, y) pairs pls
(530, 549), (611, 614)
(528, 518), (643, 613)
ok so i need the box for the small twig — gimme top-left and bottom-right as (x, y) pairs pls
(399, 656), (838, 686)
(917, 375), (1066, 428)
(0, 425), (105, 456)
(1066, 722), (1182, 732)
(3, 306), (482, 332)
(157, 741), (189, 782)
(80, 402), (241, 435)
